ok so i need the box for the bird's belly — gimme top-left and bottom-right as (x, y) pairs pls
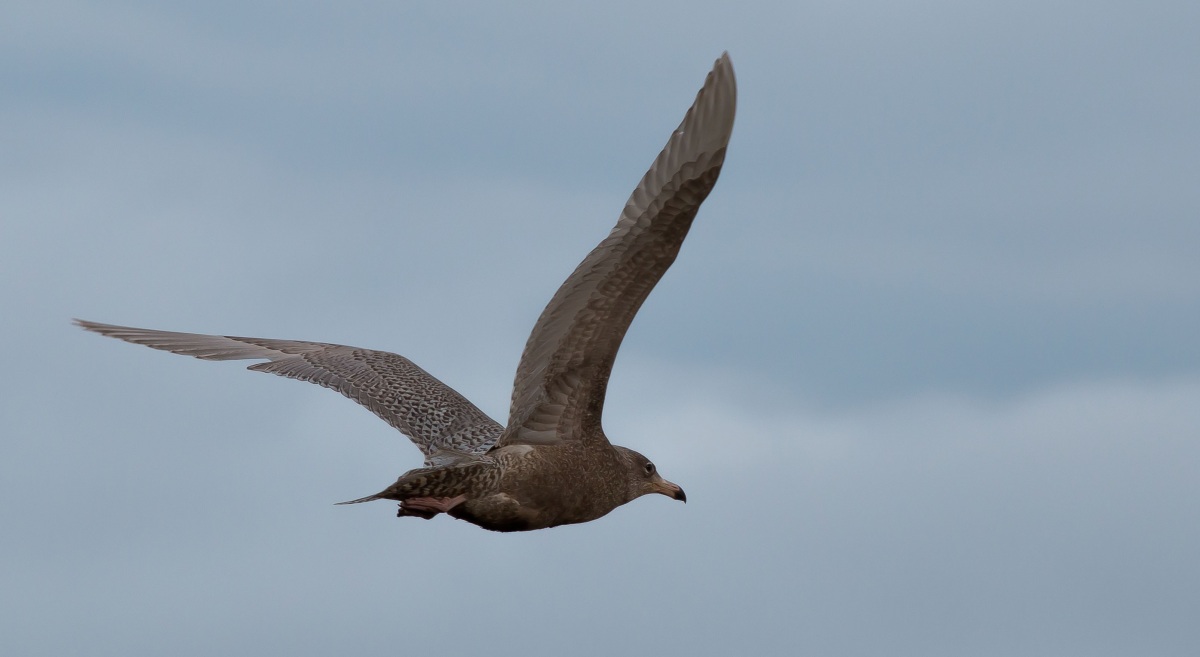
(449, 492), (613, 532)
(449, 494), (545, 532)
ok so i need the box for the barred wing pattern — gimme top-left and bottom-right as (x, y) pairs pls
(504, 53), (737, 446)
(75, 320), (502, 462)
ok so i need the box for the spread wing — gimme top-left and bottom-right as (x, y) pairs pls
(503, 53), (737, 446)
(76, 320), (502, 462)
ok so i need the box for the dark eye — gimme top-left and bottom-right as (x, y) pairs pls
(644, 462), (656, 475)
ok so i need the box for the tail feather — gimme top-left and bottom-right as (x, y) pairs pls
(334, 493), (384, 505)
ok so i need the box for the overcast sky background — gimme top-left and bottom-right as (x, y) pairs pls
(3, 1), (1199, 655)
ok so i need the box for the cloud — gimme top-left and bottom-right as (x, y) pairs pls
(603, 370), (1200, 655)
(610, 359), (1200, 478)
(9, 363), (1196, 656)
(5, 2), (1200, 654)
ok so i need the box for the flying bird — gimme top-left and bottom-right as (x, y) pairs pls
(77, 53), (736, 532)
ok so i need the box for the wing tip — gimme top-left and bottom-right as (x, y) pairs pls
(701, 51), (737, 140)
(74, 318), (125, 338)
(716, 50), (733, 71)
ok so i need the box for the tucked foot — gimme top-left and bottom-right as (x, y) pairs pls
(397, 504), (438, 520)
(398, 495), (468, 519)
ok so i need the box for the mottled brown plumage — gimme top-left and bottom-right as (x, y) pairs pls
(76, 53), (735, 532)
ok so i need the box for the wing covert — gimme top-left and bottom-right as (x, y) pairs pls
(75, 320), (502, 460)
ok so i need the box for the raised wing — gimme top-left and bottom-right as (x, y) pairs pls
(76, 320), (502, 462)
(504, 53), (737, 446)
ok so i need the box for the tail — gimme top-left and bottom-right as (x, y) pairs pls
(334, 493), (384, 505)
(335, 461), (497, 508)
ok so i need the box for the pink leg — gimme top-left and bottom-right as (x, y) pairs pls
(398, 494), (467, 519)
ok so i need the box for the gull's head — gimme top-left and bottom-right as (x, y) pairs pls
(617, 446), (686, 504)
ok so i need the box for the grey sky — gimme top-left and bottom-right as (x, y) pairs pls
(3, 1), (1199, 655)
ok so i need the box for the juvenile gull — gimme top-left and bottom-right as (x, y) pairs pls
(77, 53), (736, 532)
